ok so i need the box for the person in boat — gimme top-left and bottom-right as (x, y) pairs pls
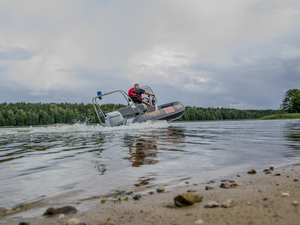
(128, 84), (155, 106)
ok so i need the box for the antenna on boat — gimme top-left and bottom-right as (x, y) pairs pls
(97, 91), (102, 100)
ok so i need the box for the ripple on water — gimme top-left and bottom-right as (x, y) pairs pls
(0, 119), (300, 217)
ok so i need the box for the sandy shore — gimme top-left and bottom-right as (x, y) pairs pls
(1, 165), (299, 225)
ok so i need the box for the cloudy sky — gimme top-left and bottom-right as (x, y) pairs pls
(0, 0), (299, 109)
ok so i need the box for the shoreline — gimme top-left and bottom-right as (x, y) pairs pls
(1, 165), (299, 225)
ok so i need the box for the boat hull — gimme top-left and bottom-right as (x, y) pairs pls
(133, 101), (185, 123)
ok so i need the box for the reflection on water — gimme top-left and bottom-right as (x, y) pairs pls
(0, 120), (300, 212)
(283, 120), (300, 159)
(123, 134), (159, 167)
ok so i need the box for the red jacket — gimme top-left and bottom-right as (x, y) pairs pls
(128, 87), (141, 99)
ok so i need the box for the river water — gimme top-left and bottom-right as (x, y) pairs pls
(0, 119), (300, 214)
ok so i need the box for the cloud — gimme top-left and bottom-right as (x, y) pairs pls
(0, 0), (299, 109)
(0, 47), (34, 61)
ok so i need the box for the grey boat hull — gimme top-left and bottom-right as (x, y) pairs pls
(133, 101), (185, 123)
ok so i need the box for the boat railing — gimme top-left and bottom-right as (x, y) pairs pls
(92, 90), (143, 126)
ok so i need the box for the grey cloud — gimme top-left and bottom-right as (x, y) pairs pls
(182, 31), (300, 109)
(0, 47), (34, 61)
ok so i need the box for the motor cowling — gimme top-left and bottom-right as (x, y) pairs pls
(105, 111), (124, 127)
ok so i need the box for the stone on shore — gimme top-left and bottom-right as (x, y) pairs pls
(19, 221), (30, 225)
(157, 187), (165, 193)
(43, 206), (77, 216)
(281, 193), (290, 197)
(220, 183), (230, 189)
(204, 201), (219, 208)
(247, 169), (256, 175)
(133, 195), (141, 200)
(221, 199), (235, 208)
(230, 182), (240, 187)
(58, 214), (65, 219)
(194, 219), (204, 224)
(174, 193), (202, 207)
(205, 186), (214, 190)
(66, 218), (81, 225)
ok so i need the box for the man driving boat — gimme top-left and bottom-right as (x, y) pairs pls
(128, 84), (155, 106)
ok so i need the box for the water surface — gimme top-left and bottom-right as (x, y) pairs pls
(0, 119), (300, 212)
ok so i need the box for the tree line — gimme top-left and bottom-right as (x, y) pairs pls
(176, 106), (278, 121)
(0, 102), (279, 126)
(0, 102), (126, 126)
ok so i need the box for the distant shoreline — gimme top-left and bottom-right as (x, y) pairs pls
(260, 113), (300, 120)
(1, 117), (300, 128)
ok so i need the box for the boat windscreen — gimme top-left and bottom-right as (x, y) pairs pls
(140, 86), (153, 95)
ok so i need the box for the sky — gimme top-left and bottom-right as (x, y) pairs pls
(0, 0), (299, 109)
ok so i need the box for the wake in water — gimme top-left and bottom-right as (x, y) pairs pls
(0, 120), (170, 135)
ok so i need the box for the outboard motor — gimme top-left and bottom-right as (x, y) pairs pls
(105, 111), (124, 127)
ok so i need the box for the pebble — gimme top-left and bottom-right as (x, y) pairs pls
(247, 169), (256, 175)
(237, 175), (241, 177)
(220, 183), (230, 189)
(281, 193), (290, 197)
(221, 179), (229, 182)
(230, 182), (240, 187)
(187, 189), (197, 192)
(66, 218), (81, 225)
(205, 186), (214, 190)
(58, 214), (65, 219)
(19, 222), (30, 225)
(157, 187), (165, 193)
(133, 195), (141, 200)
(270, 166), (274, 171)
(263, 169), (271, 172)
(204, 201), (219, 208)
(294, 179), (298, 182)
(194, 219), (204, 224)
(174, 193), (202, 207)
(293, 200), (298, 205)
(221, 199), (234, 208)
(274, 173), (281, 176)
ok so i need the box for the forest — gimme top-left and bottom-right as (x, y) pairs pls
(0, 102), (279, 126)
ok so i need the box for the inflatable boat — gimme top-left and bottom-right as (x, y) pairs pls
(92, 85), (185, 127)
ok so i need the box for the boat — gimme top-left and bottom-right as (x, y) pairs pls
(92, 85), (185, 127)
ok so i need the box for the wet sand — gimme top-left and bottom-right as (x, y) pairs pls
(1, 166), (299, 225)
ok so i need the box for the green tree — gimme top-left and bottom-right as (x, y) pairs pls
(281, 89), (300, 113)
(289, 90), (300, 113)
(0, 111), (5, 126)
(7, 110), (16, 126)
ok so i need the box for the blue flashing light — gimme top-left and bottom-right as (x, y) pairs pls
(97, 91), (102, 96)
